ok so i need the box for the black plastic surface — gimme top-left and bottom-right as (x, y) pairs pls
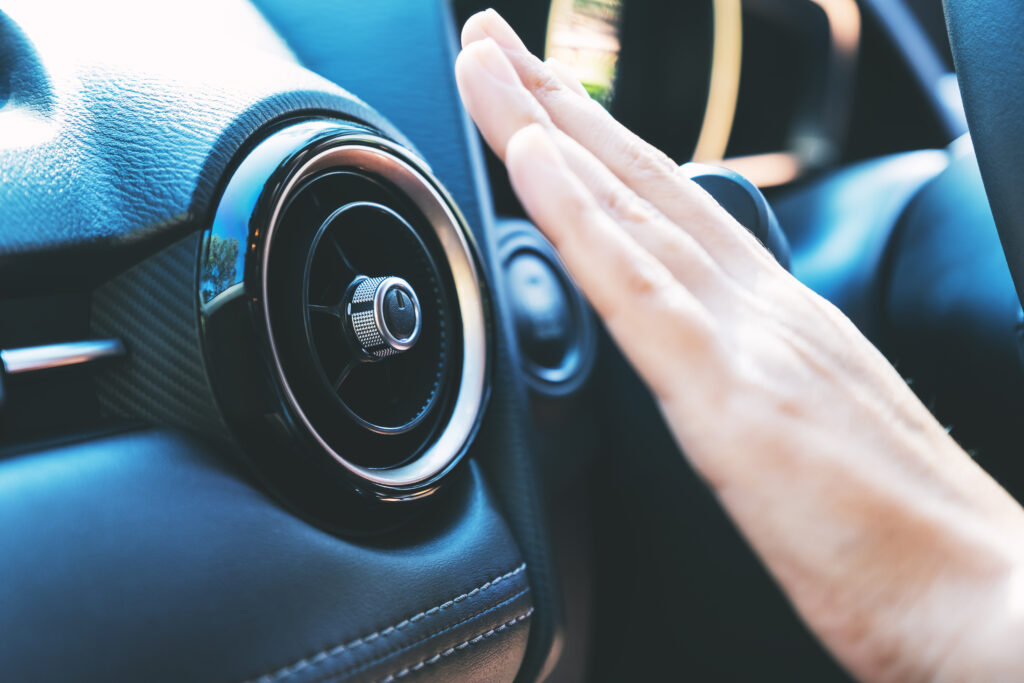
(884, 142), (1024, 486)
(384, 288), (418, 339)
(497, 219), (596, 396)
(944, 0), (1024, 306)
(681, 163), (791, 270)
(508, 252), (573, 369)
(773, 150), (949, 341)
(0, 293), (103, 444)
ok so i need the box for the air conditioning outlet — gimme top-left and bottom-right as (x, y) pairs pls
(267, 171), (458, 469)
(199, 120), (489, 512)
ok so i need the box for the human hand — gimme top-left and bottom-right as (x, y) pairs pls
(455, 10), (1024, 682)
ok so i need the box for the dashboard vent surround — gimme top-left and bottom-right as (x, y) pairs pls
(200, 120), (489, 503)
(266, 172), (458, 469)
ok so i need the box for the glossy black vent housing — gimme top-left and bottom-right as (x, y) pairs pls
(198, 120), (490, 527)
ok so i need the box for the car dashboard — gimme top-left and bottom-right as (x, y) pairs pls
(1, 1), (1019, 682)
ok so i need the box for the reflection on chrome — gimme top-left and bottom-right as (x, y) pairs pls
(0, 339), (126, 374)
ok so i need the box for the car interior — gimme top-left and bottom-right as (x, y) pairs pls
(1, 0), (1022, 680)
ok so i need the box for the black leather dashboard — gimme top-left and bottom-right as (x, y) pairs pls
(0, 430), (531, 681)
(0, 4), (400, 294)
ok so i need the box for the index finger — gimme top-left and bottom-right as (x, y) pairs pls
(462, 10), (779, 278)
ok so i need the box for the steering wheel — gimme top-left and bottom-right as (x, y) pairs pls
(945, 0), (1024, 305)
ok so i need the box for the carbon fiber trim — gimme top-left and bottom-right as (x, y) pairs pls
(91, 233), (227, 439)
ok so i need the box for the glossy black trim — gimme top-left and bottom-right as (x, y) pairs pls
(496, 219), (596, 397)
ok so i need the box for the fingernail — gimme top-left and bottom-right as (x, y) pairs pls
(464, 37), (518, 86)
(480, 8), (528, 50)
(461, 11), (488, 46)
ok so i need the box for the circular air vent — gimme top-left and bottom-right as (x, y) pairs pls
(199, 120), (489, 502)
(265, 170), (461, 471)
(305, 206), (442, 433)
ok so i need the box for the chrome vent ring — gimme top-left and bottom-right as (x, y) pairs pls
(200, 120), (489, 498)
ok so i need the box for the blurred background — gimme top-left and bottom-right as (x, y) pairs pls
(456, 0), (963, 200)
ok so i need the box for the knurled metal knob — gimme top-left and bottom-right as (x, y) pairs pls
(347, 276), (422, 359)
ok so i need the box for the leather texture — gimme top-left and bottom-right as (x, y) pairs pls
(0, 0), (404, 295)
(0, 430), (531, 682)
(943, 0), (1024, 305)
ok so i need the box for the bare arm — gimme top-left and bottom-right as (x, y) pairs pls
(455, 10), (1024, 681)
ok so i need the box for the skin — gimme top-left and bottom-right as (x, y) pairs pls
(455, 9), (1024, 682)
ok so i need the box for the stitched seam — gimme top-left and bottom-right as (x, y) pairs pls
(246, 563), (527, 683)
(319, 586), (532, 683)
(379, 608), (534, 682)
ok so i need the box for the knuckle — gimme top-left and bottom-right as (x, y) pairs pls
(620, 137), (677, 180)
(524, 61), (566, 99)
(620, 256), (671, 301)
(600, 260), (667, 330)
(603, 186), (632, 217)
(604, 187), (656, 225)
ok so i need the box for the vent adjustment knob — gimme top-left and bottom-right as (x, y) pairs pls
(347, 276), (422, 359)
